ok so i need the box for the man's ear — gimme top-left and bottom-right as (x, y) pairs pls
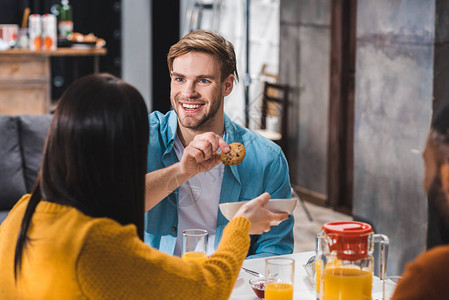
(223, 74), (234, 96)
(440, 159), (449, 196)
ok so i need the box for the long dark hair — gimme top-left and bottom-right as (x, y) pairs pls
(14, 73), (149, 279)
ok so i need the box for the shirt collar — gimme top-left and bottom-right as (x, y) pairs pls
(166, 110), (179, 147)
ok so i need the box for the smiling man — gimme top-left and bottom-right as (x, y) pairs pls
(144, 30), (294, 258)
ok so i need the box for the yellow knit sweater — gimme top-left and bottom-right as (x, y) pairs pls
(0, 195), (251, 299)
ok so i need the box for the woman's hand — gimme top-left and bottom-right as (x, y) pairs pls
(233, 193), (289, 235)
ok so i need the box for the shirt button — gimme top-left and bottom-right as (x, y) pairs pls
(172, 226), (177, 232)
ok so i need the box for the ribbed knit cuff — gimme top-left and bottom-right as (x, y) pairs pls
(226, 216), (251, 234)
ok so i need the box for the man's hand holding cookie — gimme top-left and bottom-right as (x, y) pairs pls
(180, 133), (246, 178)
(180, 132), (230, 177)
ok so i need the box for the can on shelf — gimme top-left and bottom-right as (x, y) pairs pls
(29, 14), (42, 50)
(42, 14), (57, 50)
(0, 24), (19, 47)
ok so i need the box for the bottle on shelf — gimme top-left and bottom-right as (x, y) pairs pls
(58, 0), (73, 40)
(28, 14), (42, 50)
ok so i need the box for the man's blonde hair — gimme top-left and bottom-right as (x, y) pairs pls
(167, 30), (239, 82)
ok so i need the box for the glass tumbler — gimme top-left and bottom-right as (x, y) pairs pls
(182, 229), (208, 263)
(265, 257), (295, 300)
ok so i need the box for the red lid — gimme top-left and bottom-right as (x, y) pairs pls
(322, 221), (372, 236)
(322, 221), (373, 260)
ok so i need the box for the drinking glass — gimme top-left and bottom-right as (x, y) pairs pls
(265, 258), (295, 300)
(383, 276), (402, 300)
(181, 229), (208, 263)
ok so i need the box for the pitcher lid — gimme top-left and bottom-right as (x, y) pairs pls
(322, 221), (372, 236)
(322, 221), (373, 260)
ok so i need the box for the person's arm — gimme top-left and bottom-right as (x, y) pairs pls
(392, 246), (449, 300)
(77, 194), (287, 300)
(145, 132), (230, 211)
(145, 162), (190, 211)
(246, 152), (294, 259)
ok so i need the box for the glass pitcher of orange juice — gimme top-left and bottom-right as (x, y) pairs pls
(316, 221), (389, 300)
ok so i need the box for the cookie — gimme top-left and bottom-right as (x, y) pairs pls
(221, 142), (246, 166)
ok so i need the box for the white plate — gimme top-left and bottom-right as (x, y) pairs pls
(219, 198), (297, 226)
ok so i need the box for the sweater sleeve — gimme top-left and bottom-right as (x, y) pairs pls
(77, 216), (251, 300)
(391, 246), (449, 300)
(391, 259), (433, 300)
(0, 194), (30, 233)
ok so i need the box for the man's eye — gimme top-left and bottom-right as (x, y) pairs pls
(174, 78), (185, 82)
(199, 79), (210, 84)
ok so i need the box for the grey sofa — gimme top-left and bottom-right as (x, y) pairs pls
(0, 114), (52, 223)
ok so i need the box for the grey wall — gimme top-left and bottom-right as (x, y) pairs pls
(353, 0), (433, 275)
(280, 0), (446, 275)
(122, 0), (152, 110)
(279, 0), (331, 196)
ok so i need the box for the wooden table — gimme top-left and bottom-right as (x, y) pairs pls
(0, 48), (107, 115)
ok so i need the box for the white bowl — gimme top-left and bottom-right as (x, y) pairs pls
(219, 198), (297, 226)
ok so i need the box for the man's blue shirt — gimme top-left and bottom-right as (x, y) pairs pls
(145, 110), (294, 258)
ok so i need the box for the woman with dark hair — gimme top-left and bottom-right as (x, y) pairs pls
(0, 73), (288, 299)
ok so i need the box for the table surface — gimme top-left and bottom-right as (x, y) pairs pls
(230, 251), (385, 300)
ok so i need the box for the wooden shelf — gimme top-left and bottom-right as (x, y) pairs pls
(0, 48), (107, 57)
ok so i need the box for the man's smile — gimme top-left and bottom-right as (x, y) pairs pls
(180, 102), (205, 112)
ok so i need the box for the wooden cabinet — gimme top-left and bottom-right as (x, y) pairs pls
(0, 48), (106, 115)
(0, 55), (50, 115)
